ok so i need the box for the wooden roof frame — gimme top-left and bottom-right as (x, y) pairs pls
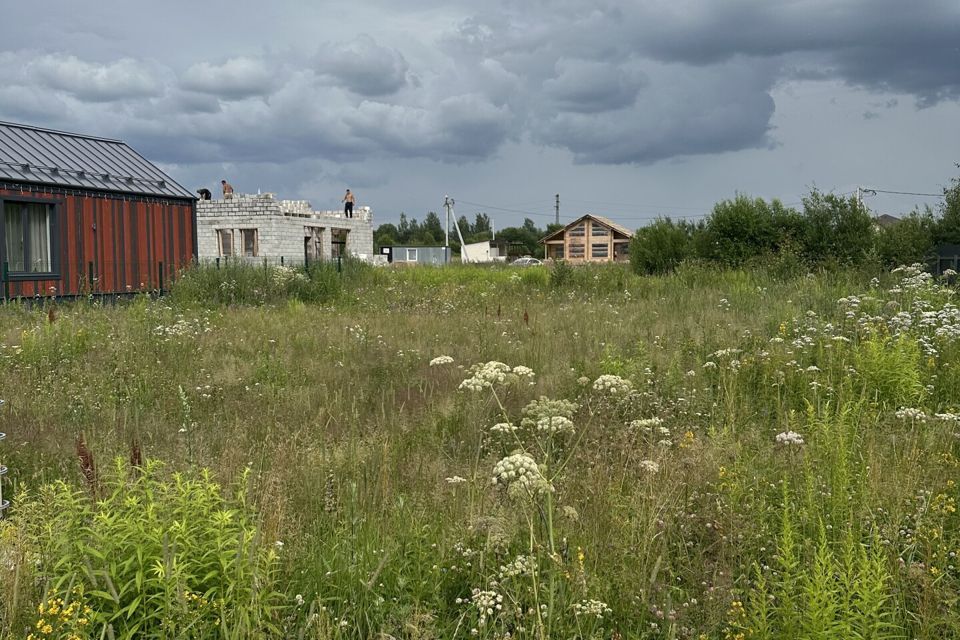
(540, 213), (634, 244)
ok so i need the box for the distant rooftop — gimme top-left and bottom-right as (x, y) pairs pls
(0, 120), (194, 200)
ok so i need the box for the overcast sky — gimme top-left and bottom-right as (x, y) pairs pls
(1, 0), (958, 228)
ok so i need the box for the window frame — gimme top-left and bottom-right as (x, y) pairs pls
(406, 248), (418, 262)
(217, 229), (234, 257)
(0, 196), (61, 281)
(240, 228), (258, 257)
(590, 243), (609, 258)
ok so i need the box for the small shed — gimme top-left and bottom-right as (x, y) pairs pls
(0, 121), (196, 298)
(380, 245), (450, 265)
(541, 214), (633, 262)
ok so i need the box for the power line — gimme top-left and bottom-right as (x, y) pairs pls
(866, 188), (944, 198)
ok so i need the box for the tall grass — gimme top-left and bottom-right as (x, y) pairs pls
(0, 262), (958, 638)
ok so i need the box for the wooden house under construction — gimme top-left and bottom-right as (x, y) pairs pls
(0, 121), (196, 298)
(541, 214), (633, 263)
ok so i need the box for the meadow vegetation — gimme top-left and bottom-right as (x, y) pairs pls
(1, 260), (959, 639)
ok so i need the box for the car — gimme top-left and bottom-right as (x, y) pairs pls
(512, 256), (543, 267)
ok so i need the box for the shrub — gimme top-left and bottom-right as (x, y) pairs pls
(876, 210), (935, 268)
(801, 190), (875, 265)
(629, 217), (695, 275)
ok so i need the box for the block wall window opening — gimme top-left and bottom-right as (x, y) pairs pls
(568, 244), (585, 258)
(568, 224), (586, 237)
(218, 229), (234, 257)
(241, 229), (258, 257)
(406, 248), (418, 262)
(2, 200), (55, 275)
(591, 222), (609, 236)
(591, 243), (609, 259)
(551, 245), (564, 259)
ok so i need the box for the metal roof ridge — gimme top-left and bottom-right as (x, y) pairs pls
(0, 120), (123, 144)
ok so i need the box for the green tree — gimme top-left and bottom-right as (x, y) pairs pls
(629, 217), (694, 275)
(801, 190), (874, 264)
(875, 210), (935, 268)
(933, 167), (960, 245)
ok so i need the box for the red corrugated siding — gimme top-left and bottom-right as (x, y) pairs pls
(0, 186), (195, 297)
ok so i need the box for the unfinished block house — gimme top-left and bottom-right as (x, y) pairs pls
(197, 194), (374, 264)
(541, 214), (633, 263)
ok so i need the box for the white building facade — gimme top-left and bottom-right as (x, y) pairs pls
(197, 194), (374, 264)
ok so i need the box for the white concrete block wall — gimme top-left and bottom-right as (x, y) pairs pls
(197, 194), (374, 263)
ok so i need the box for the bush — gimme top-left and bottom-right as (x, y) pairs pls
(8, 460), (283, 639)
(801, 190), (875, 264)
(629, 217), (695, 275)
(876, 210), (935, 268)
(700, 194), (796, 266)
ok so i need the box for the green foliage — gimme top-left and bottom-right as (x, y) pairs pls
(170, 260), (360, 306)
(629, 217), (696, 275)
(933, 168), (960, 245)
(876, 210), (936, 268)
(13, 460), (282, 639)
(854, 335), (926, 408)
(801, 190), (876, 264)
(700, 194), (796, 266)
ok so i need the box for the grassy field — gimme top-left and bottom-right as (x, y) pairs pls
(1, 261), (959, 639)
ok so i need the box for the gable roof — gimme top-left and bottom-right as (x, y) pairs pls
(541, 213), (634, 242)
(0, 121), (195, 200)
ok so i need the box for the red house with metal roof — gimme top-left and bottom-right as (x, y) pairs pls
(0, 121), (196, 298)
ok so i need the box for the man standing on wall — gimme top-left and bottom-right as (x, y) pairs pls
(221, 180), (234, 199)
(342, 188), (355, 218)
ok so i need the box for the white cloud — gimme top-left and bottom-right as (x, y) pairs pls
(181, 57), (277, 100)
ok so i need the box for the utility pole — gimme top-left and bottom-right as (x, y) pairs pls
(444, 195), (452, 259)
(555, 194), (560, 225)
(856, 186), (862, 210)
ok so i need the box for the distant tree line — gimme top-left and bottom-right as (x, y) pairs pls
(374, 212), (561, 258)
(630, 170), (960, 275)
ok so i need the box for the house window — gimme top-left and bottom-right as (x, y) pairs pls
(3, 201), (54, 274)
(550, 245), (564, 259)
(218, 229), (234, 257)
(406, 248), (418, 262)
(568, 223), (586, 237)
(568, 244), (585, 258)
(591, 222), (609, 236)
(591, 243), (609, 259)
(241, 229), (258, 257)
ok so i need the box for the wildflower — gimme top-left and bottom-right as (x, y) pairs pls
(512, 365), (535, 378)
(445, 476), (468, 484)
(592, 374), (633, 395)
(536, 415), (575, 435)
(430, 355), (455, 366)
(520, 396), (578, 429)
(295, 594), (305, 607)
(573, 599), (612, 619)
(489, 422), (518, 434)
(458, 361), (512, 391)
(469, 588), (504, 626)
(895, 407), (928, 422)
(492, 453), (551, 495)
(630, 417), (663, 430)
(577, 376), (591, 386)
(639, 460), (660, 473)
(934, 413), (960, 422)
(775, 431), (804, 446)
(499, 555), (536, 579)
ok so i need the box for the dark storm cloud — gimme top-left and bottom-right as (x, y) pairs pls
(0, 0), (957, 178)
(542, 59), (645, 113)
(625, 0), (960, 104)
(315, 36), (410, 97)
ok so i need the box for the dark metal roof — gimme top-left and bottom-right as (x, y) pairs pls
(0, 121), (195, 200)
